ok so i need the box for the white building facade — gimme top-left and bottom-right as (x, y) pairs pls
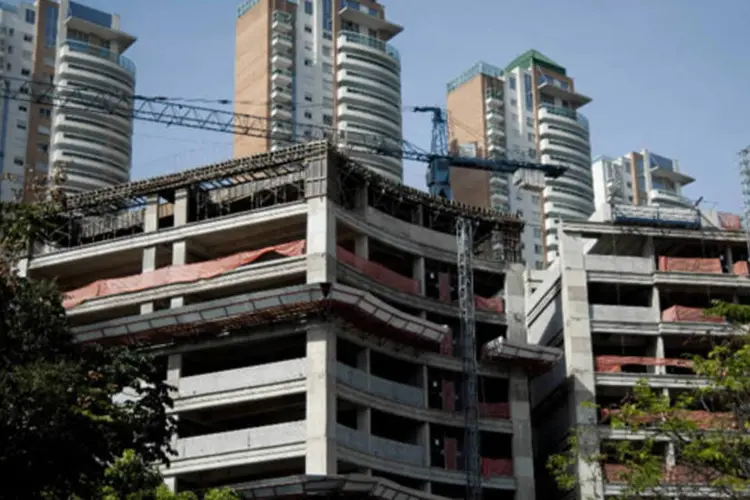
(592, 150), (695, 209)
(0, 1), (36, 201)
(49, 0), (136, 194)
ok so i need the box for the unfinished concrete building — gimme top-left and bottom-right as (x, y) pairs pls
(20, 141), (560, 499)
(526, 203), (746, 500)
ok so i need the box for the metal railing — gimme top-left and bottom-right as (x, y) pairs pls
(63, 39), (136, 76)
(539, 103), (588, 130)
(339, 30), (400, 62)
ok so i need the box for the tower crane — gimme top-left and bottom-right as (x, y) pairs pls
(2, 76), (566, 500)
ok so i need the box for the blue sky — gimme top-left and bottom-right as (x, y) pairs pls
(82, 0), (749, 213)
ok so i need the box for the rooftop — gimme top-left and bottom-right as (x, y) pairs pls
(504, 49), (567, 76)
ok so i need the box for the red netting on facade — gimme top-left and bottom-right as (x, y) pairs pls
(440, 330), (453, 356)
(336, 247), (420, 295)
(734, 260), (749, 275)
(658, 256), (723, 274)
(481, 458), (513, 477)
(478, 402), (510, 419)
(661, 305), (724, 323)
(604, 464), (721, 484)
(443, 438), (458, 470)
(718, 212), (742, 230)
(595, 355), (693, 373)
(442, 380), (455, 412)
(64, 240), (307, 309)
(601, 409), (737, 429)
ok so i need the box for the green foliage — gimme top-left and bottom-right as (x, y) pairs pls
(0, 199), (188, 499)
(547, 301), (750, 499)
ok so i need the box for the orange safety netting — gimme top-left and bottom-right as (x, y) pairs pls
(661, 305), (724, 323)
(718, 212), (742, 230)
(481, 458), (513, 477)
(604, 464), (720, 484)
(478, 402), (510, 419)
(336, 246), (420, 295)
(595, 355), (693, 373)
(475, 296), (504, 313)
(63, 240), (306, 309)
(601, 409), (737, 429)
(658, 256), (722, 274)
(734, 260), (750, 276)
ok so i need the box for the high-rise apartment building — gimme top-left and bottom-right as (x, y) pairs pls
(592, 150), (695, 209)
(0, 1), (37, 201)
(234, 0), (404, 182)
(18, 0), (136, 199)
(446, 50), (594, 269)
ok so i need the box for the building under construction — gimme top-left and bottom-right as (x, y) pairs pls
(19, 141), (560, 499)
(526, 203), (746, 500)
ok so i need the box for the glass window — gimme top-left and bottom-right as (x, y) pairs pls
(524, 73), (533, 111)
(508, 76), (516, 90)
(25, 9), (35, 24)
(304, 1), (313, 14)
(44, 5), (58, 48)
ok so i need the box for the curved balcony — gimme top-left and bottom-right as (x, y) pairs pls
(338, 104), (401, 138)
(337, 86), (400, 118)
(648, 188), (694, 208)
(538, 122), (588, 150)
(538, 103), (588, 134)
(59, 40), (135, 79)
(539, 138), (590, 165)
(337, 30), (400, 67)
(337, 69), (400, 103)
(338, 52), (399, 88)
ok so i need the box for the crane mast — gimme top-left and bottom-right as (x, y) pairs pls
(1, 78), (565, 500)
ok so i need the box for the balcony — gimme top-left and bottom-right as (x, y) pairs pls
(271, 33), (293, 51)
(271, 51), (293, 68)
(648, 188), (694, 208)
(336, 362), (424, 408)
(336, 425), (425, 466)
(270, 85), (292, 103)
(538, 103), (588, 131)
(270, 104), (292, 121)
(486, 109), (504, 125)
(271, 10), (293, 32)
(338, 30), (400, 64)
(271, 68), (293, 86)
(485, 92), (503, 109)
(487, 143), (504, 156)
(61, 39), (136, 76)
(486, 125), (504, 139)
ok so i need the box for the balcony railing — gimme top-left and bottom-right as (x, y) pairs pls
(63, 39), (136, 76)
(336, 362), (424, 408)
(539, 103), (588, 130)
(336, 424), (424, 466)
(339, 30), (400, 63)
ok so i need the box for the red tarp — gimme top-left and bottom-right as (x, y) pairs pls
(595, 355), (693, 373)
(478, 402), (510, 419)
(658, 256), (722, 274)
(734, 260), (749, 276)
(64, 240), (306, 309)
(481, 458), (513, 477)
(442, 380), (455, 412)
(601, 409), (737, 429)
(337, 247), (420, 295)
(661, 305), (724, 323)
(443, 438), (458, 470)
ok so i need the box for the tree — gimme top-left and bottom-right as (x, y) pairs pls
(548, 301), (750, 499)
(0, 183), (208, 498)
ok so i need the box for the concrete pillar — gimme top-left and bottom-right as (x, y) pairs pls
(413, 256), (426, 295)
(354, 234), (369, 259)
(418, 422), (430, 467)
(141, 194), (159, 314)
(305, 323), (337, 474)
(413, 204), (423, 225)
(356, 348), (370, 372)
(170, 188), (189, 309)
(354, 184), (368, 214)
(357, 408), (371, 433)
(15, 257), (28, 278)
(306, 197), (336, 283)
(163, 476), (177, 493)
(558, 231), (604, 499)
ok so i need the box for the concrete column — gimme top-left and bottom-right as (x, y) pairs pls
(558, 231), (604, 499)
(354, 234), (369, 259)
(653, 336), (666, 375)
(170, 188), (189, 309)
(163, 476), (177, 493)
(356, 348), (370, 372)
(357, 408), (371, 433)
(141, 194), (160, 314)
(354, 184), (368, 214)
(413, 256), (426, 295)
(305, 323), (337, 474)
(418, 422), (431, 467)
(306, 197), (336, 283)
(15, 257), (28, 278)
(412, 204), (423, 225)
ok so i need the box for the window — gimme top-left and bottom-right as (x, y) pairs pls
(527, 132), (534, 141)
(304, 111), (313, 119)
(508, 76), (516, 90)
(322, 45), (331, 57)
(45, 5), (58, 47)
(304, 0), (313, 14)
(23, 34), (33, 42)
(13, 157), (23, 166)
(510, 98), (517, 107)
(22, 50), (31, 61)
(304, 42), (313, 51)
(523, 73), (533, 111)
(18, 105), (27, 112)
(16, 121), (27, 130)
(535, 261), (544, 270)
(7, 46), (13, 54)
(304, 58), (312, 66)
(528, 148), (536, 159)
(517, 210), (524, 217)
(21, 68), (30, 76)
(531, 194), (540, 204)
(322, 114), (332, 125)
(534, 244), (542, 255)
(304, 93), (313, 102)
(526, 117), (533, 127)
(304, 25), (312, 33)
(322, 62), (332, 73)
(8, 28), (13, 36)
(43, 56), (54, 67)
(25, 9), (35, 24)
(533, 228), (542, 238)
(37, 143), (49, 153)
(39, 108), (51, 118)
